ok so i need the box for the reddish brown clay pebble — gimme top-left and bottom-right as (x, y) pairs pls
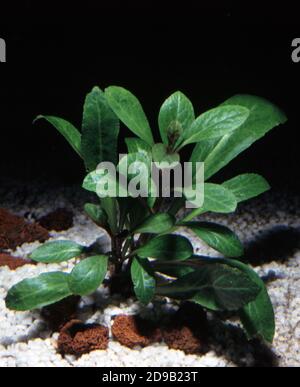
(0, 208), (49, 250)
(162, 325), (204, 354)
(38, 208), (74, 231)
(58, 320), (109, 356)
(0, 253), (35, 270)
(41, 296), (81, 331)
(112, 314), (162, 348)
(162, 302), (209, 355)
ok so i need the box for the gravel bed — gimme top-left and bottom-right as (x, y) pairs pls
(0, 178), (299, 367)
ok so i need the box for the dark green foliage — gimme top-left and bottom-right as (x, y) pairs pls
(7, 87), (287, 344)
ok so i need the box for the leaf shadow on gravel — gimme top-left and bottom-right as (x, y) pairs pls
(243, 225), (300, 267)
(207, 317), (279, 367)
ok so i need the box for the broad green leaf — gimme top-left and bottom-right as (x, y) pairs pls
(82, 169), (101, 193)
(30, 240), (85, 263)
(131, 257), (155, 305)
(118, 152), (157, 207)
(83, 165), (156, 210)
(68, 255), (108, 296)
(186, 256), (275, 342)
(152, 143), (180, 165)
(136, 234), (193, 261)
(153, 261), (194, 278)
(81, 86), (119, 171)
(84, 203), (108, 226)
(158, 91), (195, 145)
(240, 289), (275, 343)
(175, 105), (249, 150)
(125, 137), (152, 155)
(133, 213), (175, 234)
(228, 259), (275, 343)
(34, 115), (82, 158)
(191, 95), (287, 180)
(190, 138), (218, 166)
(6, 272), (71, 311)
(82, 168), (126, 197)
(184, 221), (244, 257)
(222, 173), (270, 203)
(118, 152), (151, 179)
(156, 263), (260, 311)
(105, 86), (154, 145)
(101, 197), (118, 235)
(183, 183), (237, 221)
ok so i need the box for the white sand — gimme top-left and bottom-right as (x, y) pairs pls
(0, 179), (299, 367)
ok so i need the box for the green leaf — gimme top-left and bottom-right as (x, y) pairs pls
(183, 183), (237, 221)
(152, 143), (180, 165)
(222, 173), (270, 203)
(123, 144), (157, 207)
(191, 95), (287, 180)
(68, 255), (108, 296)
(83, 164), (156, 211)
(81, 86), (119, 171)
(118, 151), (157, 207)
(101, 197), (118, 235)
(131, 257), (156, 305)
(240, 289), (275, 343)
(184, 221), (244, 257)
(6, 272), (71, 311)
(83, 168), (127, 202)
(156, 263), (260, 311)
(30, 240), (85, 263)
(158, 91), (195, 145)
(175, 105), (249, 150)
(201, 184), (237, 213)
(226, 259), (275, 343)
(125, 137), (152, 155)
(136, 234), (193, 261)
(188, 256), (275, 342)
(153, 261), (194, 278)
(82, 168), (124, 196)
(82, 170), (100, 193)
(118, 151), (151, 180)
(133, 213), (175, 234)
(34, 115), (82, 158)
(84, 203), (108, 226)
(105, 86), (154, 145)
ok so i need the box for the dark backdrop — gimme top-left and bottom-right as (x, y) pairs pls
(0, 2), (299, 191)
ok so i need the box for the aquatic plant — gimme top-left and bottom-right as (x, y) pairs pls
(6, 86), (286, 343)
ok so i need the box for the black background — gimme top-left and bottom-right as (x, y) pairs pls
(0, 2), (299, 191)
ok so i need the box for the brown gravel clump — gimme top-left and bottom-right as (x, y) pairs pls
(0, 208), (49, 250)
(0, 253), (35, 270)
(162, 302), (209, 355)
(162, 325), (205, 354)
(58, 320), (109, 356)
(112, 314), (162, 348)
(41, 296), (81, 331)
(38, 208), (74, 231)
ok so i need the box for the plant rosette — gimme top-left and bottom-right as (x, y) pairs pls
(6, 86), (287, 344)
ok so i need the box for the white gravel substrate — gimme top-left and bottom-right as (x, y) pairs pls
(0, 179), (299, 367)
